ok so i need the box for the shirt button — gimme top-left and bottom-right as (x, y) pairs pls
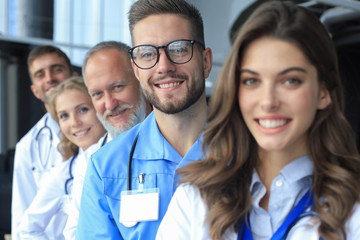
(273, 204), (279, 209)
(275, 180), (283, 187)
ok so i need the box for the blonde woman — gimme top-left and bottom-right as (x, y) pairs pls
(19, 77), (106, 239)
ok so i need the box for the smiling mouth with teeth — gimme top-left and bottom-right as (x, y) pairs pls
(157, 82), (181, 89)
(74, 129), (89, 136)
(258, 119), (290, 128)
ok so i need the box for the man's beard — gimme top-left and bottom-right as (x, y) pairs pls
(142, 71), (205, 114)
(97, 93), (147, 138)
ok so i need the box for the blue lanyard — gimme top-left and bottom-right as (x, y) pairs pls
(238, 190), (317, 240)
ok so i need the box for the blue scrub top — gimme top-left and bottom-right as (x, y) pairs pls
(76, 111), (204, 239)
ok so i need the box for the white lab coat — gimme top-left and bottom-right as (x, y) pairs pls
(12, 113), (63, 240)
(63, 134), (111, 240)
(18, 138), (105, 240)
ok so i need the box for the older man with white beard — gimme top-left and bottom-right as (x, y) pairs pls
(63, 41), (152, 240)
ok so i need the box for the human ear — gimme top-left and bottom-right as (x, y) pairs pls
(317, 84), (332, 110)
(203, 48), (212, 79)
(131, 60), (140, 81)
(30, 84), (42, 100)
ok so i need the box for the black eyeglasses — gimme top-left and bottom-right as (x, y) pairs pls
(128, 39), (205, 70)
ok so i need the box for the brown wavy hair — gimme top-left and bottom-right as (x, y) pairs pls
(48, 76), (89, 160)
(178, 1), (360, 239)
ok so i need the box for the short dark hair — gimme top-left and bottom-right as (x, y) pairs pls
(128, 0), (205, 46)
(27, 45), (73, 73)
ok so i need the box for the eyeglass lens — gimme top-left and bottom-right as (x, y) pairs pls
(131, 40), (194, 69)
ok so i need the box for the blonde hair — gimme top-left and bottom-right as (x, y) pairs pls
(49, 76), (89, 159)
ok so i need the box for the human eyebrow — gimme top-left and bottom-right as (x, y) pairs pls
(278, 67), (307, 76)
(33, 69), (44, 78)
(239, 69), (259, 75)
(75, 103), (90, 111)
(57, 110), (68, 119)
(110, 80), (128, 88)
(50, 64), (67, 70)
(88, 89), (101, 96)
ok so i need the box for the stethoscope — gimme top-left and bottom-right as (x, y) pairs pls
(127, 132), (139, 191)
(64, 133), (108, 195)
(238, 189), (323, 240)
(64, 152), (78, 195)
(33, 116), (53, 171)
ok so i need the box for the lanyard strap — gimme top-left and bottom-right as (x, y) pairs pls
(238, 190), (314, 240)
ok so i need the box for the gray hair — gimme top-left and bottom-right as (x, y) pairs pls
(82, 41), (132, 84)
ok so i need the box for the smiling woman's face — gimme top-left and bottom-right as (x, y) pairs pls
(238, 37), (331, 158)
(56, 88), (105, 151)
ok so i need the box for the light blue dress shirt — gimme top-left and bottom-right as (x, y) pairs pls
(249, 155), (314, 239)
(76, 111), (204, 240)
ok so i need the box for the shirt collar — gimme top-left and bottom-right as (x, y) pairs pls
(45, 112), (61, 139)
(82, 133), (109, 160)
(250, 155), (313, 193)
(133, 112), (204, 164)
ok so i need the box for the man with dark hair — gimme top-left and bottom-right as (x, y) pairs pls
(76, 0), (212, 239)
(12, 45), (77, 240)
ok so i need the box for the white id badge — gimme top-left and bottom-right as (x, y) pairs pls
(120, 188), (159, 227)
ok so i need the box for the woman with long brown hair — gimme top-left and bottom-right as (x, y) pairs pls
(157, 1), (360, 239)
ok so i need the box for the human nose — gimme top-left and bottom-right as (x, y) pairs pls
(71, 114), (82, 127)
(260, 83), (280, 112)
(156, 48), (175, 74)
(44, 69), (56, 83)
(104, 93), (117, 111)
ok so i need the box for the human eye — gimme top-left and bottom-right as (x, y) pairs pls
(113, 84), (124, 92)
(284, 78), (301, 84)
(283, 77), (302, 87)
(53, 66), (64, 73)
(34, 72), (44, 80)
(58, 112), (68, 120)
(241, 78), (259, 87)
(79, 106), (89, 114)
(137, 46), (157, 61)
(90, 91), (102, 100)
(168, 41), (189, 56)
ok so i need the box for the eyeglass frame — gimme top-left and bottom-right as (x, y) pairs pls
(128, 39), (206, 70)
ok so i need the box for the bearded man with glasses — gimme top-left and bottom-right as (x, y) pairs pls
(76, 0), (212, 239)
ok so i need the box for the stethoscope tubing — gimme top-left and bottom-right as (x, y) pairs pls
(64, 133), (109, 195)
(64, 152), (78, 195)
(127, 133), (139, 191)
(33, 116), (53, 171)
